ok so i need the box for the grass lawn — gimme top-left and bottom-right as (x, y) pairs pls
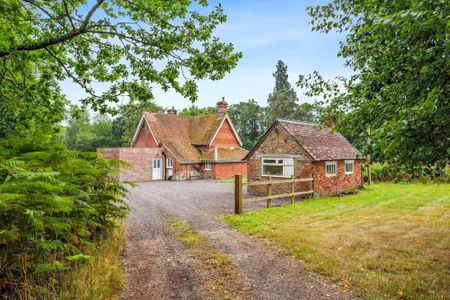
(216, 177), (247, 183)
(224, 183), (450, 299)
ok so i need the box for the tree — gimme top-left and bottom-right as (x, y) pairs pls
(299, 0), (449, 175)
(228, 100), (266, 149)
(1, 0), (242, 115)
(266, 60), (315, 125)
(112, 100), (164, 146)
(178, 105), (216, 116)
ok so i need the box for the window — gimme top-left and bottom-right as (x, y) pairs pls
(166, 158), (173, 168)
(261, 158), (294, 177)
(325, 161), (337, 177)
(345, 160), (354, 174)
(153, 159), (161, 169)
(204, 162), (212, 170)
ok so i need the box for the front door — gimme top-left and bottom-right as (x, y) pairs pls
(152, 158), (163, 180)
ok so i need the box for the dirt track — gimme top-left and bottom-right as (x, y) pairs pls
(121, 180), (353, 300)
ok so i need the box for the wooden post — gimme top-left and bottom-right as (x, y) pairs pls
(290, 175), (295, 204)
(267, 175), (272, 208)
(367, 154), (372, 185)
(234, 174), (243, 214)
(310, 172), (314, 199)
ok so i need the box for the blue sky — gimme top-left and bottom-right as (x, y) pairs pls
(61, 0), (351, 111)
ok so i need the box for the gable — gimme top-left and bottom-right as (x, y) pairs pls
(210, 117), (241, 147)
(246, 123), (310, 160)
(131, 115), (158, 147)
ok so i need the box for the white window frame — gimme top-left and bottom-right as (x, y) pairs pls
(325, 161), (337, 177)
(345, 160), (354, 175)
(204, 162), (212, 170)
(166, 158), (173, 169)
(261, 157), (294, 178)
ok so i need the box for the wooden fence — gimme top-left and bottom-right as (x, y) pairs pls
(234, 174), (314, 214)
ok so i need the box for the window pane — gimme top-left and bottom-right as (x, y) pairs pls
(278, 159), (283, 164)
(345, 162), (353, 173)
(283, 165), (294, 177)
(263, 159), (276, 164)
(263, 165), (283, 176)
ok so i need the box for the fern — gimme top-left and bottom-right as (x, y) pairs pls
(0, 143), (130, 297)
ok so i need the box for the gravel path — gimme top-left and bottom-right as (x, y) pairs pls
(121, 180), (353, 300)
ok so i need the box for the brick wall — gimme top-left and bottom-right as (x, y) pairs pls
(211, 118), (240, 147)
(313, 160), (362, 196)
(97, 147), (163, 182)
(134, 122), (158, 147)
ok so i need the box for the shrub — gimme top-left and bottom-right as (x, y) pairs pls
(370, 162), (450, 183)
(0, 140), (129, 297)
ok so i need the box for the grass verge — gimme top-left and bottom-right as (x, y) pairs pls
(216, 177), (247, 183)
(224, 183), (450, 299)
(165, 217), (245, 299)
(58, 222), (126, 300)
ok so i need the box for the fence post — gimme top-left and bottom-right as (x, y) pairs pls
(290, 175), (295, 204)
(234, 174), (243, 214)
(310, 173), (314, 199)
(267, 175), (272, 208)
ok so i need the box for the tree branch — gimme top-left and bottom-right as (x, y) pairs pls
(44, 47), (99, 98)
(0, 0), (104, 58)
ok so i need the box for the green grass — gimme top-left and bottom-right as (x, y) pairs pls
(224, 183), (450, 299)
(216, 177), (247, 183)
(165, 217), (244, 299)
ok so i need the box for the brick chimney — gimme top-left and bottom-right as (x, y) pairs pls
(216, 96), (228, 119)
(324, 116), (336, 129)
(167, 106), (177, 115)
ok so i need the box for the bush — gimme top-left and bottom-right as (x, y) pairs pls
(370, 162), (450, 183)
(0, 134), (129, 298)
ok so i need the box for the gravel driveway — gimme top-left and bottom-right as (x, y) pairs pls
(121, 180), (353, 300)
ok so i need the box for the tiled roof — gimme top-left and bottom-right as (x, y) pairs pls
(142, 112), (247, 162)
(278, 119), (361, 161)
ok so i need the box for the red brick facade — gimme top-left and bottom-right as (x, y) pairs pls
(202, 162), (247, 179)
(97, 147), (164, 182)
(98, 99), (248, 182)
(247, 123), (362, 197)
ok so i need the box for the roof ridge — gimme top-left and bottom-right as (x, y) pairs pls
(276, 118), (319, 126)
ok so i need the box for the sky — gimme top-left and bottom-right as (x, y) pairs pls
(60, 0), (351, 111)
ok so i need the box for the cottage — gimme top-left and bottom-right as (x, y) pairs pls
(245, 119), (363, 197)
(98, 97), (248, 182)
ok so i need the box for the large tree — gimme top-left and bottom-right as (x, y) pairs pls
(0, 0), (242, 135)
(266, 60), (315, 125)
(299, 0), (449, 175)
(228, 99), (266, 150)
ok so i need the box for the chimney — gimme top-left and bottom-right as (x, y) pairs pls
(324, 116), (336, 129)
(167, 106), (177, 115)
(216, 96), (228, 119)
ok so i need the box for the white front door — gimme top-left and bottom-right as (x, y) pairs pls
(152, 158), (163, 180)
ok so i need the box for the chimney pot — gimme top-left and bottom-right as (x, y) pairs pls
(167, 106), (177, 115)
(216, 96), (228, 119)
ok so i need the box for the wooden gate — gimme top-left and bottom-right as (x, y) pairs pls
(234, 174), (314, 214)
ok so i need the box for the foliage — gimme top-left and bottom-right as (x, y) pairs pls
(267, 60), (315, 126)
(371, 162), (450, 183)
(63, 109), (120, 151)
(299, 0), (450, 175)
(228, 99), (266, 150)
(0, 130), (129, 297)
(224, 183), (450, 299)
(0, 0), (242, 114)
(59, 223), (125, 300)
(178, 105), (216, 116)
(111, 100), (164, 146)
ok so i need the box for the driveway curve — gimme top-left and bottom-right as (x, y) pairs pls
(121, 180), (353, 300)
